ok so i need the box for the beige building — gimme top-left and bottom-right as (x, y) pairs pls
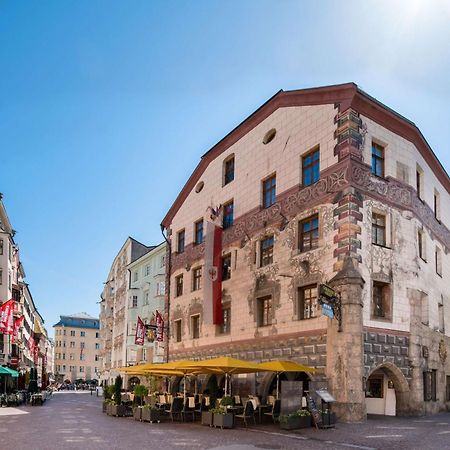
(161, 83), (450, 421)
(98, 237), (153, 384)
(53, 313), (100, 382)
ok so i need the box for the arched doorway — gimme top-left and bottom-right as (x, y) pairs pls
(365, 363), (410, 416)
(127, 376), (140, 391)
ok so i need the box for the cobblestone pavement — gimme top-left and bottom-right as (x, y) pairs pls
(2, 392), (450, 450)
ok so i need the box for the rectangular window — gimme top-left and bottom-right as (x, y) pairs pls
(80, 366), (84, 373)
(70, 354), (74, 360)
(372, 142), (385, 177)
(260, 236), (274, 267)
(70, 341), (75, 348)
(224, 156), (235, 185)
(133, 271), (138, 282)
(145, 265), (151, 276)
(302, 147), (320, 186)
(175, 319), (182, 342)
(298, 215), (319, 252)
(372, 281), (391, 320)
(262, 175), (276, 208)
(80, 342), (85, 349)
(257, 296), (272, 327)
(0, 268), (2, 285)
(132, 295), (138, 308)
(194, 219), (204, 245)
(223, 201), (234, 229)
(95, 343), (100, 350)
(177, 230), (185, 253)
(0, 239), (3, 255)
(372, 213), (386, 246)
(221, 307), (231, 334)
(192, 267), (202, 291)
(95, 332), (99, 338)
(175, 275), (183, 297)
(70, 330), (75, 337)
(423, 370), (437, 401)
(434, 189), (441, 221)
(221, 253), (231, 281)
(160, 255), (165, 267)
(439, 302), (445, 333)
(156, 282), (165, 296)
(143, 291), (149, 304)
(191, 315), (200, 339)
(80, 331), (86, 337)
(416, 164), (424, 199)
(418, 230), (425, 261)
(436, 247), (442, 277)
(298, 285), (318, 320)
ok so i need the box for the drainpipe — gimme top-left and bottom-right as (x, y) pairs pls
(161, 225), (171, 363)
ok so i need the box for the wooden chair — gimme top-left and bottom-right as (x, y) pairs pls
(165, 397), (184, 422)
(263, 399), (281, 423)
(235, 400), (256, 427)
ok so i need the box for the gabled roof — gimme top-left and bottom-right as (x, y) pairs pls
(161, 82), (450, 228)
(53, 313), (99, 329)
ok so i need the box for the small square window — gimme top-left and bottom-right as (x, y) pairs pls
(194, 220), (204, 245)
(223, 201), (234, 229)
(298, 285), (318, 320)
(221, 254), (231, 281)
(260, 236), (274, 267)
(175, 275), (183, 297)
(177, 230), (185, 253)
(298, 215), (319, 252)
(262, 175), (276, 208)
(174, 320), (182, 342)
(224, 156), (235, 185)
(191, 315), (200, 339)
(192, 267), (202, 291)
(372, 213), (386, 246)
(372, 142), (385, 177)
(302, 147), (320, 186)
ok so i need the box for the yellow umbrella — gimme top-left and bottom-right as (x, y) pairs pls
(182, 357), (262, 396)
(257, 360), (316, 399)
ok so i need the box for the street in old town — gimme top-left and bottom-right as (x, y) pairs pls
(2, 392), (450, 450)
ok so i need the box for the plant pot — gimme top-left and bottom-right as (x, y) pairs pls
(106, 403), (114, 415)
(280, 416), (301, 430)
(213, 413), (234, 429)
(102, 401), (108, 413)
(142, 408), (160, 423)
(133, 407), (142, 421)
(298, 415), (312, 428)
(201, 411), (213, 426)
(110, 404), (128, 417)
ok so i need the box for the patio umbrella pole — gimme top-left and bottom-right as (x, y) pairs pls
(276, 372), (279, 400)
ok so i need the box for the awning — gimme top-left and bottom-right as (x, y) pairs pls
(0, 367), (19, 377)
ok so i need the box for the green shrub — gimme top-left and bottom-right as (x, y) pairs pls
(133, 384), (148, 406)
(220, 396), (233, 407)
(210, 406), (227, 415)
(113, 375), (123, 405)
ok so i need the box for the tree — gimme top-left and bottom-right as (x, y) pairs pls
(113, 375), (123, 405)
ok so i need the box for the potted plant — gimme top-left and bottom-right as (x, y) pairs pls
(212, 406), (234, 429)
(279, 409), (311, 430)
(110, 375), (127, 417)
(132, 384), (148, 420)
(105, 398), (115, 416)
(141, 404), (161, 423)
(220, 396), (233, 409)
(201, 408), (213, 426)
(102, 386), (113, 413)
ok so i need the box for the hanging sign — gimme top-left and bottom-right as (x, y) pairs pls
(156, 310), (164, 342)
(135, 316), (145, 346)
(319, 284), (337, 301)
(321, 303), (334, 319)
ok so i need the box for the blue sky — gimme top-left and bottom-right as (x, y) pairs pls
(1, 0), (449, 336)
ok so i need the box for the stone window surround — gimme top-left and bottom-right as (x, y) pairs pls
(291, 274), (322, 320)
(370, 273), (393, 323)
(371, 207), (393, 249)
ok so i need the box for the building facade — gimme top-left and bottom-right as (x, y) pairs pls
(127, 242), (167, 367)
(161, 83), (450, 420)
(53, 313), (100, 382)
(98, 237), (154, 384)
(1, 194), (50, 388)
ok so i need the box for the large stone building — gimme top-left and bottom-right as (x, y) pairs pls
(98, 237), (155, 384)
(1, 194), (50, 388)
(53, 313), (100, 382)
(161, 83), (450, 420)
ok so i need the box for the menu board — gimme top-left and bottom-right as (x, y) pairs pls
(306, 394), (322, 429)
(316, 389), (336, 403)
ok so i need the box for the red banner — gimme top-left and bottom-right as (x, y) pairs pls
(11, 315), (24, 344)
(156, 310), (164, 342)
(0, 299), (14, 334)
(135, 316), (145, 346)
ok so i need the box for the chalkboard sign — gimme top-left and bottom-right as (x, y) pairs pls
(306, 394), (322, 429)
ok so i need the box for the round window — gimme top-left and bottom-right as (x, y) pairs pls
(195, 181), (205, 193)
(263, 128), (277, 145)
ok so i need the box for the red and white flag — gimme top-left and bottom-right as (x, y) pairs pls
(0, 299), (14, 334)
(204, 205), (223, 325)
(155, 310), (164, 342)
(11, 315), (24, 344)
(135, 316), (145, 346)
